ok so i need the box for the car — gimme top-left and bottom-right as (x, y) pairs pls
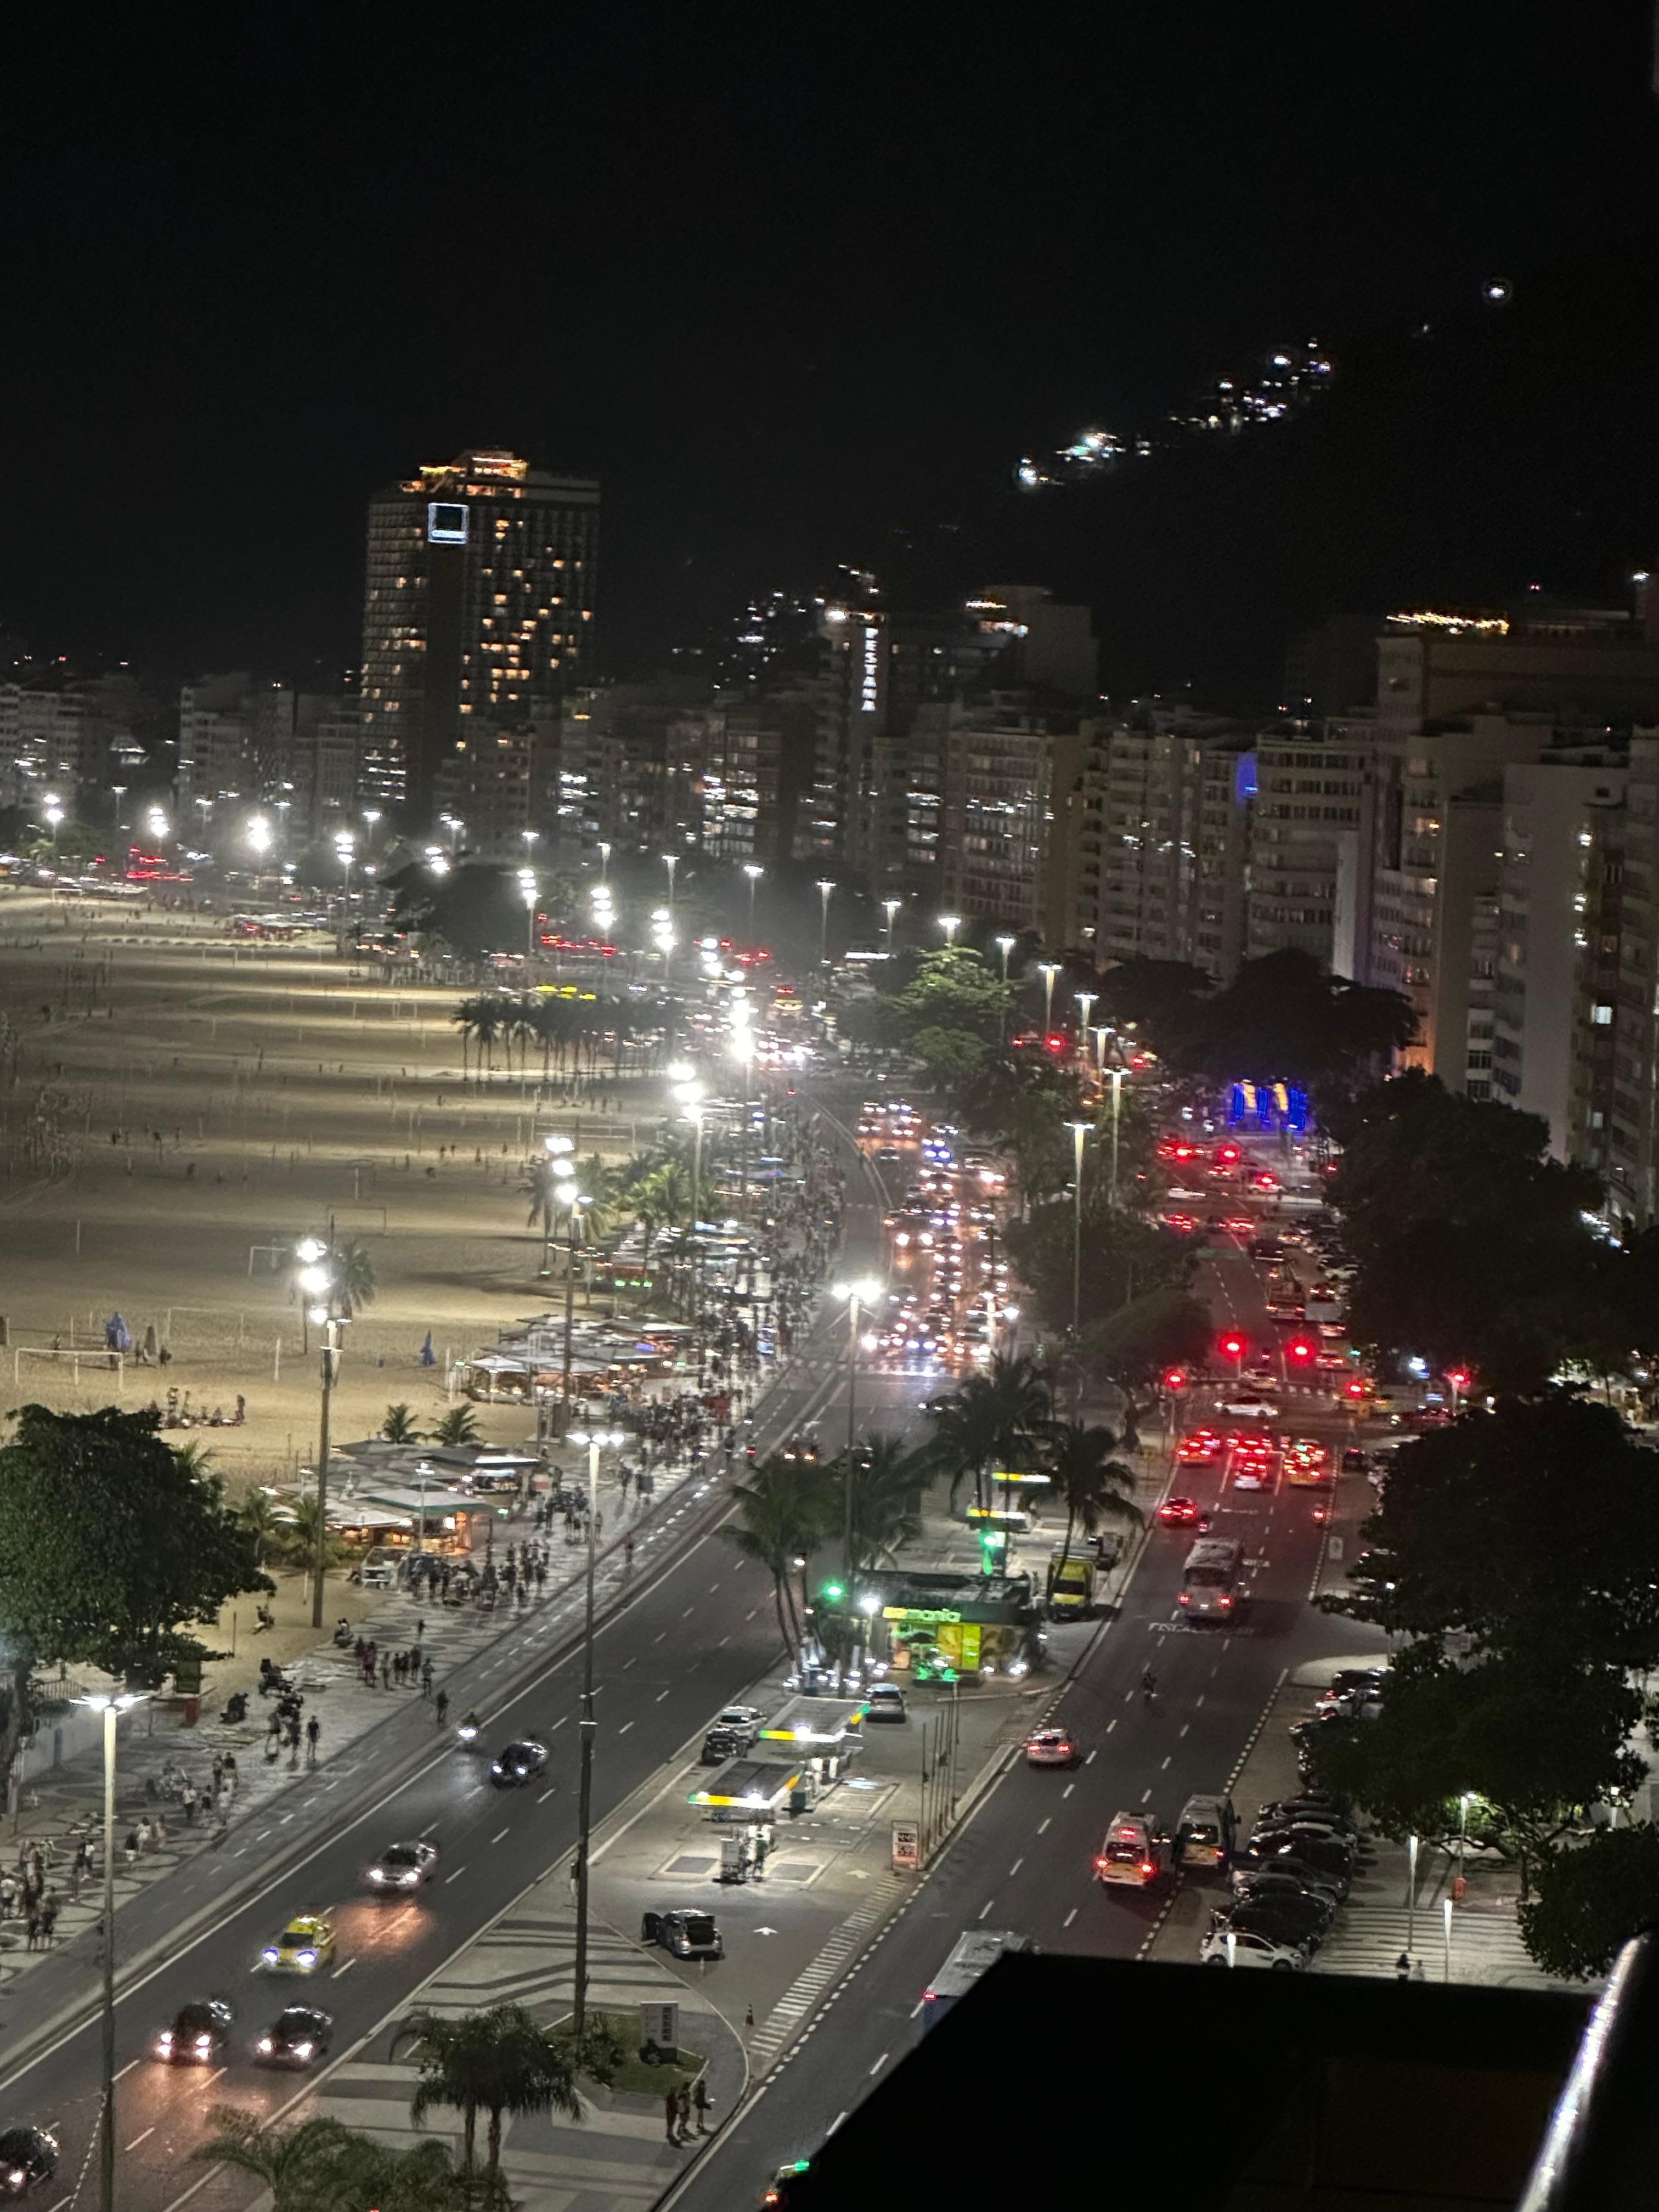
(0, 2129), (57, 2198)
(1233, 1850), (1348, 1903)
(255, 2005), (335, 2067)
(154, 1999), (234, 2062)
(1220, 1395), (1280, 1420)
(865, 1683), (907, 1723)
(873, 1147), (905, 1166)
(1230, 1459), (1272, 1492)
(1157, 1495), (1200, 1527)
(365, 1839), (439, 1891)
(762, 2159), (814, 2209)
(1234, 1871), (1338, 1931)
(1176, 1429), (1222, 1465)
(1246, 1237), (1284, 1261)
(1095, 1812), (1168, 1887)
(1025, 1728), (1081, 1768)
(1221, 1891), (1329, 1948)
(1200, 1917), (1309, 1969)
(701, 1726), (749, 1764)
(642, 1908), (724, 1959)
(1245, 1832), (1356, 1887)
(1256, 1796), (1358, 1837)
(261, 1915), (336, 1973)
(490, 1738), (549, 1786)
(1340, 1447), (1369, 1473)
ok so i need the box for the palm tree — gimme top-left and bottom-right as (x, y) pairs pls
(1044, 1420), (1142, 1584)
(194, 2109), (357, 2211)
(170, 1438), (217, 1481)
(843, 1434), (928, 1576)
(332, 1237), (377, 1316)
(723, 1457), (830, 1657)
(430, 1404), (481, 1447)
(382, 1402), (422, 1443)
(925, 1351), (1053, 1516)
(396, 2002), (584, 2175)
(282, 1491), (340, 1571)
(236, 1488), (284, 1567)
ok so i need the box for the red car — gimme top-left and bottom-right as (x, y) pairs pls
(1176, 1430), (1221, 1465)
(1158, 1494), (1201, 1526)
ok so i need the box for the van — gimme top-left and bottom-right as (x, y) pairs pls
(1047, 1549), (1095, 1618)
(1175, 1793), (1237, 1870)
(356, 1548), (398, 1590)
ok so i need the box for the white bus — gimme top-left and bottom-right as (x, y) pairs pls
(1178, 1538), (1244, 1622)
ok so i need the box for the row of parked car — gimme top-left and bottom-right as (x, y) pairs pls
(1199, 1790), (1365, 1968)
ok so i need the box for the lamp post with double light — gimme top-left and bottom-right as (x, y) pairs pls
(882, 897), (901, 951)
(566, 1425), (627, 2035)
(79, 1688), (144, 2212)
(1065, 1121), (1091, 1407)
(938, 913), (961, 947)
(296, 1237), (347, 1628)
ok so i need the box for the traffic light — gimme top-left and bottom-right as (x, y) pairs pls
(1220, 1332), (1245, 1362)
(1447, 1368), (1470, 1390)
(1286, 1336), (1315, 1365)
(1163, 1368), (1186, 1391)
(1346, 1379), (1367, 1400)
(820, 1579), (845, 1605)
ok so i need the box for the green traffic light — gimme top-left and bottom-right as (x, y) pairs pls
(821, 1581), (845, 1602)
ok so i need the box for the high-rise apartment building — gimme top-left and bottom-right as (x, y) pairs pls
(0, 675), (151, 811)
(1246, 721), (1369, 970)
(360, 449), (598, 836)
(938, 698), (1084, 937)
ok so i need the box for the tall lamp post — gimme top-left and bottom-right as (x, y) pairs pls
(1107, 1065), (1125, 1202)
(1037, 962), (1061, 1035)
(832, 1277), (882, 1671)
(540, 1135), (575, 1276)
(297, 1238), (346, 1628)
(743, 862), (764, 933)
(597, 839), (611, 884)
(882, 898), (901, 950)
(1065, 1121), (1091, 1406)
(567, 1425), (626, 2036)
(1075, 991), (1096, 1073)
(662, 852), (678, 919)
(558, 1183), (591, 1426)
(518, 865), (538, 964)
(816, 878), (835, 965)
(938, 913), (961, 947)
(80, 1689), (144, 2212)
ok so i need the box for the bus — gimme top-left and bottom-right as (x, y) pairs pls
(1178, 1538), (1244, 1622)
(922, 1929), (1032, 2025)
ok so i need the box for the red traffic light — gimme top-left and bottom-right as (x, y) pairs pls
(1045, 1034), (1067, 1054)
(1163, 1368), (1187, 1391)
(1219, 1333), (1245, 1359)
(1286, 1337), (1315, 1363)
(1447, 1368), (1470, 1389)
(1346, 1379), (1367, 1398)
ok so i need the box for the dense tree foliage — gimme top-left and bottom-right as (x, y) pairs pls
(1519, 1827), (1659, 1982)
(0, 1407), (270, 1688)
(1085, 1286), (1214, 1393)
(1006, 1194), (1191, 1336)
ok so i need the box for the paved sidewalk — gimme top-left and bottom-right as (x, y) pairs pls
(304, 1901), (746, 2212)
(0, 1443), (729, 1997)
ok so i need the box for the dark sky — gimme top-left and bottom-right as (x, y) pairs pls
(4, 4), (1655, 686)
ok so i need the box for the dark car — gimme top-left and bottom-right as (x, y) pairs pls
(1250, 1815), (1358, 1860)
(490, 1739), (549, 1787)
(1234, 1870), (1338, 1929)
(1244, 1835), (1355, 1892)
(0, 2129), (57, 2198)
(1256, 1797), (1358, 1837)
(256, 2006), (335, 2068)
(1339, 1447), (1369, 1474)
(154, 1998), (234, 2062)
(642, 1908), (724, 1960)
(701, 1726), (749, 1765)
(1213, 1899), (1320, 1955)
(1235, 1849), (1348, 1903)
(1222, 1887), (1331, 1945)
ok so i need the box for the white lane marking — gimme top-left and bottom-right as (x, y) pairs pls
(1064, 1906), (1079, 1928)
(681, 1605), (695, 1618)
(332, 1956), (357, 1977)
(537, 1787), (556, 1804)
(717, 1635), (730, 1647)
(1009, 1858), (1024, 1877)
(1037, 1818), (1051, 1835)
(619, 1721), (634, 1735)
(490, 1827), (510, 1845)
(869, 2050), (889, 2074)
(1062, 1784), (1075, 1799)
(1087, 1746), (1101, 1760)
(656, 1690), (670, 1702)
(745, 1609), (758, 1622)
(977, 1899), (993, 1920)
(550, 1716), (568, 1729)
(1140, 1787), (1152, 1804)
(444, 1866), (468, 1883)
(654, 1632), (667, 1644)
(125, 2129), (154, 2152)
(1194, 1694), (1205, 1708)
(829, 2112), (847, 2135)
(623, 1657), (637, 1671)
(1180, 1722), (1190, 1737)
(114, 2060), (139, 2081)
(909, 1999), (924, 2019)
(1160, 1754), (1172, 1770)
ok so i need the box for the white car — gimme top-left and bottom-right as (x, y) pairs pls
(1200, 1922), (1307, 1970)
(1220, 1396), (1281, 1420)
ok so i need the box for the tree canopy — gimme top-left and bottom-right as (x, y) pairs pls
(0, 1406), (271, 1686)
(1519, 1827), (1659, 1982)
(1085, 1286), (1214, 1393)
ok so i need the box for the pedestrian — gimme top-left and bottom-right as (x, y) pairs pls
(664, 2087), (681, 2145)
(624, 1534), (634, 1572)
(676, 2084), (692, 2142)
(415, 1615), (426, 1643)
(1395, 1951), (1412, 1982)
(24, 1907), (38, 1951)
(211, 1754), (224, 1800)
(306, 1714), (321, 1763)
(381, 1652), (392, 1690)
(182, 1782), (198, 1825)
(40, 1898), (57, 1947)
(435, 1688), (449, 1728)
(421, 1656), (434, 1697)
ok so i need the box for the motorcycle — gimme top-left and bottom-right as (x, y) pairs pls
(456, 1714), (483, 1750)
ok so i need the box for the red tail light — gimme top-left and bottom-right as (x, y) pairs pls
(1139, 1861), (1154, 1876)
(1178, 1592), (1190, 1604)
(1220, 1595), (1233, 1608)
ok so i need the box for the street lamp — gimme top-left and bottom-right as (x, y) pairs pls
(518, 866), (538, 963)
(1105, 1064), (1126, 1201)
(816, 878), (835, 965)
(566, 1426), (627, 2036)
(245, 814), (272, 861)
(78, 1689), (145, 2212)
(148, 806), (168, 843)
(597, 840), (611, 883)
(557, 1188), (592, 1419)
(663, 853), (678, 913)
(1037, 962), (1061, 1033)
(743, 862), (764, 932)
(43, 796), (63, 849)
(335, 833), (355, 918)
(995, 934), (1015, 985)
(540, 1135), (575, 1277)
(832, 1277), (883, 1673)
(882, 898), (901, 949)
(296, 1235), (346, 1629)
(362, 806), (382, 843)
(1075, 991), (1096, 1062)
(938, 913), (961, 947)
(110, 785), (126, 836)
(1065, 1121), (1091, 1393)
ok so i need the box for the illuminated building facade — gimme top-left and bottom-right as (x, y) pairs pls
(360, 449), (598, 834)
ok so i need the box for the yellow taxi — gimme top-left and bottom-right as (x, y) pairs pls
(260, 1914), (336, 1974)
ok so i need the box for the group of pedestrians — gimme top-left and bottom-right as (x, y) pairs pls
(663, 2076), (713, 2143)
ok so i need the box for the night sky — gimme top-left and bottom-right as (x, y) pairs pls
(4, 5), (1656, 696)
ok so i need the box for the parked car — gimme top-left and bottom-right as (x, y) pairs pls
(641, 1908), (724, 1960)
(1235, 1849), (1349, 1903)
(1199, 1918), (1307, 1969)
(865, 1683), (907, 1723)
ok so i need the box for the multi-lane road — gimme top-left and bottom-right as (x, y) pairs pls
(667, 1214), (1392, 2210)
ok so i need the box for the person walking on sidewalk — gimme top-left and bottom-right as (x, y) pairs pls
(306, 1714), (320, 1764)
(692, 2076), (711, 2135)
(676, 2084), (692, 2143)
(664, 2087), (682, 2145)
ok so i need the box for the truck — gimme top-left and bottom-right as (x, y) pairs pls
(922, 1929), (1033, 2025)
(1047, 1547), (1096, 1618)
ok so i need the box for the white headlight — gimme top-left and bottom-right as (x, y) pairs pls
(369, 1869), (385, 1882)
(294, 2040), (313, 2059)
(297, 1949), (317, 1967)
(262, 1947), (278, 1963)
(257, 2036), (274, 2053)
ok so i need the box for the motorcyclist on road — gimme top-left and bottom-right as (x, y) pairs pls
(1141, 1666), (1158, 1705)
